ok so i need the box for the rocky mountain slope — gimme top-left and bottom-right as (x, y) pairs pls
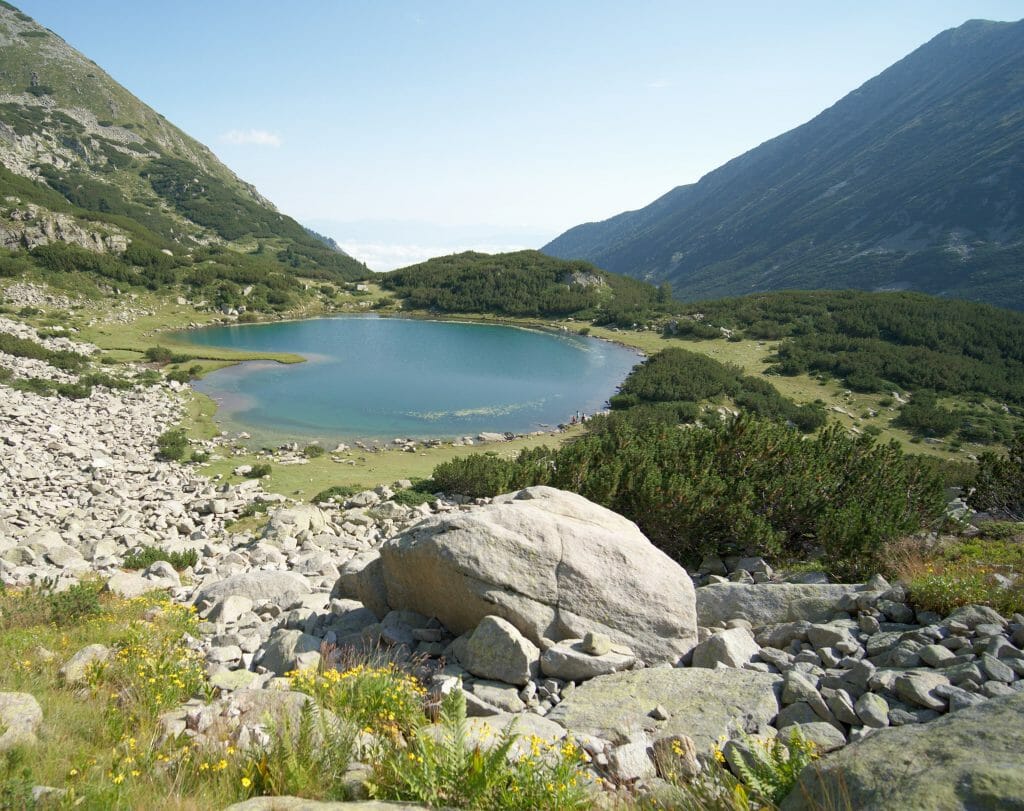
(543, 19), (1024, 310)
(0, 3), (365, 303)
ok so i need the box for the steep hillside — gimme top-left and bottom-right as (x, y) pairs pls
(382, 250), (672, 324)
(544, 19), (1024, 310)
(0, 3), (367, 310)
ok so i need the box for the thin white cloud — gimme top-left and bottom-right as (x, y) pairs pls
(220, 129), (283, 147)
(646, 79), (672, 89)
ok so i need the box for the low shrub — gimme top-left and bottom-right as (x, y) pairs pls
(969, 433), (1024, 519)
(0, 331), (86, 371)
(236, 501), (271, 519)
(143, 346), (173, 364)
(302, 443), (325, 458)
(245, 463), (272, 478)
(165, 369), (192, 384)
(122, 546), (198, 572)
(977, 520), (1024, 541)
(312, 485), (358, 504)
(0, 578), (104, 630)
(156, 428), (188, 461)
(432, 414), (945, 577)
(390, 486), (436, 507)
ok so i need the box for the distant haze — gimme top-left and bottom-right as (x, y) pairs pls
(305, 220), (555, 272)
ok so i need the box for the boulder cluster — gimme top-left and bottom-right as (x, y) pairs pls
(2, 314), (1023, 807)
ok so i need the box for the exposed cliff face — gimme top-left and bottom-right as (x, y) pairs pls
(0, 199), (126, 253)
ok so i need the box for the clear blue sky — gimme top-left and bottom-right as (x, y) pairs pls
(16, 1), (1024, 269)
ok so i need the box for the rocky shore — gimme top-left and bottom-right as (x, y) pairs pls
(2, 312), (1024, 809)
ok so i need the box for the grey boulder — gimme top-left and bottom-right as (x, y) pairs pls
(698, 583), (868, 627)
(782, 691), (1024, 810)
(540, 638), (636, 681)
(0, 692), (43, 752)
(193, 571), (311, 609)
(458, 616), (539, 687)
(692, 627), (760, 669)
(359, 487), (697, 664)
(546, 666), (781, 753)
(259, 629), (322, 675)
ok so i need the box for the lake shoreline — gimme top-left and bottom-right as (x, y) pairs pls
(178, 312), (642, 449)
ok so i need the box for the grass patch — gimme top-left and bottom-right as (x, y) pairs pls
(0, 579), (104, 630)
(205, 428), (583, 501)
(894, 527), (1024, 617)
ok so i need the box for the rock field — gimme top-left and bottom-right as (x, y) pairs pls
(2, 308), (1024, 808)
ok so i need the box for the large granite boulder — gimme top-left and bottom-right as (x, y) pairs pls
(782, 691), (1024, 810)
(193, 571), (311, 609)
(697, 583), (868, 627)
(350, 486), (697, 664)
(546, 667), (782, 752)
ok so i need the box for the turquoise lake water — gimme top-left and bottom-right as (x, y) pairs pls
(179, 316), (641, 444)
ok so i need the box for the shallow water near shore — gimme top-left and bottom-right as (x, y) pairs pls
(178, 315), (641, 444)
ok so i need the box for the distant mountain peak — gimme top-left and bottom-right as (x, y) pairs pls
(0, 3), (368, 306)
(543, 18), (1024, 310)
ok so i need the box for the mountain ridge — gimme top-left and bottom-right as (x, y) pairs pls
(543, 18), (1024, 309)
(0, 2), (367, 310)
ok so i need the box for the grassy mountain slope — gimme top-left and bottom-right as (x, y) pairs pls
(543, 19), (1024, 310)
(0, 3), (367, 309)
(382, 249), (672, 325)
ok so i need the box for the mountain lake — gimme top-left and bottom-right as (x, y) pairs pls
(178, 315), (642, 445)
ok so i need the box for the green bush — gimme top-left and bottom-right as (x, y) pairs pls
(977, 520), (1024, 541)
(302, 443), (325, 458)
(0, 331), (86, 371)
(431, 453), (520, 500)
(165, 369), (191, 384)
(969, 433), (1024, 519)
(245, 463), (272, 478)
(236, 501), (271, 519)
(895, 391), (960, 437)
(2, 579), (105, 630)
(390, 486), (436, 507)
(156, 428), (188, 461)
(432, 414), (944, 576)
(122, 546), (198, 572)
(190, 449), (210, 463)
(311, 485), (357, 504)
(144, 346), (174, 364)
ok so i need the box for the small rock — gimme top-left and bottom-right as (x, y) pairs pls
(854, 692), (889, 728)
